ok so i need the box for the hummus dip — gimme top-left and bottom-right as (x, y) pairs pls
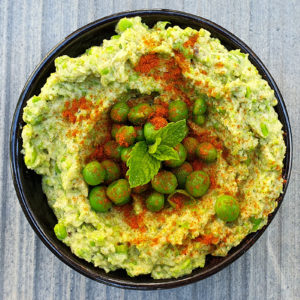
(22, 17), (286, 279)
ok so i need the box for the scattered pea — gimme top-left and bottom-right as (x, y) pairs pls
(82, 161), (106, 186)
(143, 122), (160, 144)
(121, 146), (133, 163)
(111, 123), (123, 139)
(164, 143), (187, 168)
(117, 18), (133, 32)
(168, 100), (188, 122)
(214, 195), (240, 222)
(196, 142), (217, 163)
(115, 126), (136, 147)
(193, 114), (205, 126)
(128, 103), (153, 125)
(151, 171), (178, 194)
(146, 192), (165, 212)
(134, 126), (145, 141)
(173, 162), (193, 188)
(183, 137), (199, 160)
(185, 170), (210, 197)
(107, 179), (131, 205)
(101, 159), (121, 183)
(193, 98), (207, 115)
(103, 140), (123, 160)
(54, 223), (67, 240)
(89, 186), (112, 212)
(110, 102), (130, 123)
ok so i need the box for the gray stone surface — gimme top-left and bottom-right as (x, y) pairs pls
(0, 0), (299, 299)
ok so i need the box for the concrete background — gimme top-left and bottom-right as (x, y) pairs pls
(0, 0), (299, 299)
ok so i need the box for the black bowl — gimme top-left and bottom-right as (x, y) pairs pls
(10, 9), (292, 290)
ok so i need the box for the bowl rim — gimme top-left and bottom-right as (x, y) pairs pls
(10, 9), (293, 290)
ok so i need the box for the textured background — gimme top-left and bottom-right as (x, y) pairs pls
(1, 0), (299, 299)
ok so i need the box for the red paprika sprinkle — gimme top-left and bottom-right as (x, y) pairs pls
(149, 117), (168, 130)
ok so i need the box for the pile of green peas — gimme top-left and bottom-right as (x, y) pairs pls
(81, 98), (239, 221)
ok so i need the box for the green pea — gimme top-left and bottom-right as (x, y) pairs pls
(117, 18), (133, 32)
(168, 100), (188, 122)
(54, 223), (67, 240)
(134, 126), (145, 141)
(115, 244), (128, 254)
(146, 192), (165, 212)
(214, 195), (240, 222)
(164, 143), (187, 168)
(100, 67), (110, 75)
(101, 159), (120, 183)
(260, 123), (269, 137)
(111, 123), (123, 139)
(82, 161), (106, 186)
(104, 140), (123, 160)
(183, 137), (199, 160)
(132, 183), (150, 194)
(107, 179), (131, 205)
(143, 122), (160, 144)
(121, 146), (133, 163)
(193, 114), (206, 126)
(151, 171), (178, 194)
(173, 162), (193, 188)
(110, 102), (130, 123)
(196, 142), (217, 163)
(128, 103), (153, 125)
(89, 186), (112, 213)
(193, 98), (207, 115)
(115, 126), (136, 147)
(185, 170), (210, 197)
(250, 217), (263, 231)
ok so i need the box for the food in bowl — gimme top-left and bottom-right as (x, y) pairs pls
(21, 17), (286, 279)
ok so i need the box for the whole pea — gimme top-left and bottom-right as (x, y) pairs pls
(101, 159), (120, 183)
(111, 123), (123, 139)
(193, 98), (207, 115)
(110, 102), (130, 123)
(54, 223), (67, 240)
(89, 186), (112, 212)
(128, 103), (153, 125)
(185, 170), (210, 197)
(117, 18), (133, 32)
(107, 179), (131, 205)
(151, 171), (178, 194)
(146, 192), (165, 212)
(134, 126), (145, 141)
(164, 143), (187, 168)
(143, 122), (160, 144)
(193, 114), (206, 126)
(104, 140), (123, 160)
(121, 146), (133, 163)
(173, 162), (193, 188)
(196, 142), (217, 163)
(115, 126), (136, 147)
(214, 195), (240, 222)
(183, 137), (199, 160)
(82, 161), (106, 186)
(168, 100), (188, 122)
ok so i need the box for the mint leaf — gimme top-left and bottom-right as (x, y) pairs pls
(126, 141), (161, 188)
(148, 137), (162, 154)
(151, 145), (179, 161)
(156, 119), (188, 147)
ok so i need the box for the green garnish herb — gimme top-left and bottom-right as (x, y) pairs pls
(126, 120), (188, 188)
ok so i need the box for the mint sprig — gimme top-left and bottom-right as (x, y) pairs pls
(126, 120), (188, 188)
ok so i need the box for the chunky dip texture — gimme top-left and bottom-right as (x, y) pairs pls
(22, 17), (286, 279)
